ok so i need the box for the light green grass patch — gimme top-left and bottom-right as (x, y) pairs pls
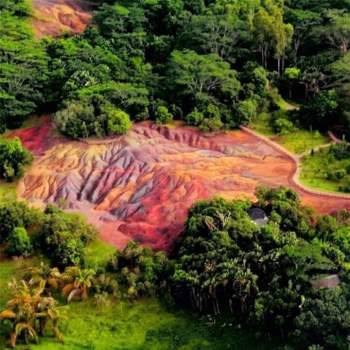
(84, 239), (117, 270)
(300, 147), (350, 193)
(250, 114), (329, 155)
(250, 112), (275, 136)
(273, 130), (329, 155)
(0, 255), (42, 308)
(15, 298), (281, 350)
(0, 181), (17, 204)
(0, 257), (282, 350)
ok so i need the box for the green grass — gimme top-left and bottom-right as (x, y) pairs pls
(15, 298), (281, 350)
(0, 181), (17, 204)
(0, 257), (283, 350)
(250, 113), (329, 155)
(84, 239), (117, 270)
(0, 254), (41, 308)
(300, 148), (350, 193)
(273, 130), (329, 155)
(250, 112), (275, 137)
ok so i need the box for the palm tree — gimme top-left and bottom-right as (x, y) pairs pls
(0, 279), (41, 348)
(0, 279), (63, 348)
(35, 297), (64, 342)
(61, 267), (95, 302)
(29, 262), (62, 295)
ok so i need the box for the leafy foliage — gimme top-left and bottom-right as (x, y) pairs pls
(108, 241), (170, 300)
(0, 138), (32, 181)
(40, 206), (97, 268)
(171, 186), (350, 349)
(6, 227), (32, 257)
(0, 0), (48, 130)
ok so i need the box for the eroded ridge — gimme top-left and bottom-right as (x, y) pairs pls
(17, 122), (350, 251)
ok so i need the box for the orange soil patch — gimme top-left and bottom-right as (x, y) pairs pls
(31, 0), (92, 38)
(13, 122), (350, 252)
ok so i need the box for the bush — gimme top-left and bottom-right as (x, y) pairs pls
(55, 101), (105, 139)
(327, 169), (347, 181)
(0, 201), (41, 242)
(339, 178), (350, 193)
(273, 118), (295, 134)
(155, 105), (173, 125)
(329, 143), (350, 160)
(0, 138), (32, 181)
(296, 90), (339, 131)
(199, 117), (224, 132)
(6, 227), (32, 257)
(105, 108), (132, 135)
(108, 241), (170, 300)
(40, 207), (97, 267)
(185, 109), (204, 126)
(237, 98), (258, 125)
(345, 164), (350, 174)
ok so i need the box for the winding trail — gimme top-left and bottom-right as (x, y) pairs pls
(242, 126), (350, 202)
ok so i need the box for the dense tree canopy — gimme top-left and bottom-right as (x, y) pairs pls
(2, 0), (350, 137)
(171, 186), (350, 349)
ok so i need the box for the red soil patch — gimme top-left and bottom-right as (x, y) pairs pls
(31, 0), (92, 38)
(6, 116), (62, 156)
(15, 122), (350, 252)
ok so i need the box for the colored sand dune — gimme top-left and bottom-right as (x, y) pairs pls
(31, 0), (92, 38)
(14, 122), (350, 252)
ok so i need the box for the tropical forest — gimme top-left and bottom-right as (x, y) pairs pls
(1, 0), (350, 349)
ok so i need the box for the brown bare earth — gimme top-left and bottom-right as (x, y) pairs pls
(14, 121), (350, 252)
(31, 0), (92, 38)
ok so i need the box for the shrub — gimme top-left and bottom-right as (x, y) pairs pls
(329, 143), (350, 160)
(199, 117), (224, 132)
(155, 105), (173, 125)
(327, 169), (347, 181)
(105, 108), (132, 135)
(339, 178), (350, 193)
(345, 164), (350, 174)
(185, 109), (204, 126)
(40, 207), (97, 267)
(0, 138), (32, 181)
(296, 90), (339, 131)
(6, 227), (32, 257)
(55, 101), (104, 139)
(108, 241), (170, 300)
(237, 98), (258, 125)
(0, 201), (41, 242)
(273, 118), (295, 134)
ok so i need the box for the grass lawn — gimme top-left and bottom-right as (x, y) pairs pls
(13, 297), (281, 350)
(250, 113), (329, 155)
(84, 239), (117, 270)
(0, 253), (42, 308)
(273, 130), (329, 155)
(0, 256), (283, 350)
(300, 147), (350, 193)
(249, 112), (276, 137)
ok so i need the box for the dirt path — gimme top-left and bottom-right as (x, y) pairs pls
(31, 0), (93, 38)
(241, 126), (350, 210)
